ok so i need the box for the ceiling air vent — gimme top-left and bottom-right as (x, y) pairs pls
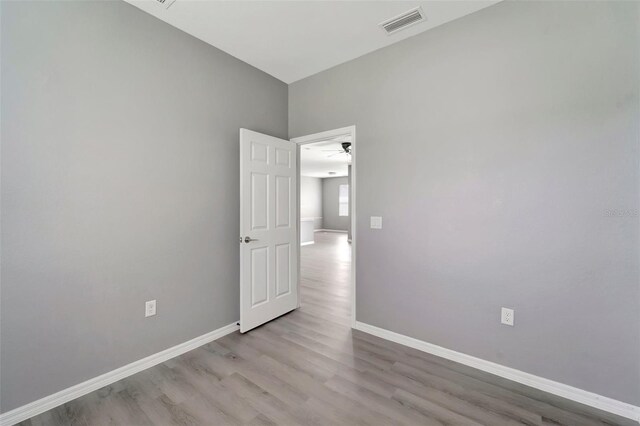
(155, 0), (177, 9)
(379, 7), (426, 35)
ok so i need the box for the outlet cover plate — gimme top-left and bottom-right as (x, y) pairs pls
(501, 307), (514, 326)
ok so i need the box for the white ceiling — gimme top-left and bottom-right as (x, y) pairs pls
(124, 0), (500, 83)
(301, 136), (351, 178)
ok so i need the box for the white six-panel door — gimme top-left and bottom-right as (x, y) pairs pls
(239, 129), (298, 333)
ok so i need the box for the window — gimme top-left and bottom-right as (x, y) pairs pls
(339, 184), (349, 217)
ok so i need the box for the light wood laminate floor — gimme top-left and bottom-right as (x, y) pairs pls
(20, 232), (632, 425)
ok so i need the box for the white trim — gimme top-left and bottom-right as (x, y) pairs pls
(354, 321), (640, 423)
(292, 125), (357, 329)
(300, 241), (315, 246)
(0, 322), (240, 426)
(316, 229), (348, 233)
(292, 126), (354, 144)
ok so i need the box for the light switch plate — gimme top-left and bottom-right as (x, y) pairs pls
(370, 216), (382, 229)
(145, 300), (157, 317)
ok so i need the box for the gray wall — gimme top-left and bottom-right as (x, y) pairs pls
(290, 1), (640, 405)
(300, 176), (323, 230)
(1, 0), (287, 412)
(322, 177), (349, 231)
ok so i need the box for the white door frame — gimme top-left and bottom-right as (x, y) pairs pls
(291, 126), (357, 329)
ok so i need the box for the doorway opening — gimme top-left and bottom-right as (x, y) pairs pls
(292, 126), (356, 328)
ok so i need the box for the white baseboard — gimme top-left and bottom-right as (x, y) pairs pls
(354, 321), (640, 423)
(300, 241), (314, 246)
(0, 322), (240, 426)
(316, 229), (348, 233)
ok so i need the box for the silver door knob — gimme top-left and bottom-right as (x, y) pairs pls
(244, 236), (258, 243)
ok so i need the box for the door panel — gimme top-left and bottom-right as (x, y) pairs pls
(275, 176), (291, 228)
(251, 141), (268, 163)
(275, 243), (291, 297)
(250, 246), (269, 306)
(240, 129), (298, 333)
(275, 148), (291, 167)
(251, 173), (268, 230)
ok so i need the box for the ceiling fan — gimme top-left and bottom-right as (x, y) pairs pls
(323, 142), (351, 157)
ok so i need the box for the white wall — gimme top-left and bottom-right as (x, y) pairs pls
(300, 176), (323, 230)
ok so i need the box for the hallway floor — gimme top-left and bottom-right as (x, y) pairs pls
(20, 232), (632, 425)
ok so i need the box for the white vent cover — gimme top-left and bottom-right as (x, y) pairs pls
(379, 7), (426, 35)
(155, 0), (177, 9)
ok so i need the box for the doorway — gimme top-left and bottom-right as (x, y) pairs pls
(292, 126), (356, 328)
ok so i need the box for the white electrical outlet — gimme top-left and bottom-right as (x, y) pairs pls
(145, 300), (157, 317)
(501, 307), (514, 326)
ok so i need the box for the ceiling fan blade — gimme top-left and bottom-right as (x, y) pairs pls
(327, 152), (347, 157)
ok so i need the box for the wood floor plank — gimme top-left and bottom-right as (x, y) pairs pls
(253, 354), (397, 426)
(18, 232), (634, 426)
(391, 360), (605, 426)
(221, 373), (322, 426)
(324, 374), (440, 425)
(358, 362), (531, 426)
